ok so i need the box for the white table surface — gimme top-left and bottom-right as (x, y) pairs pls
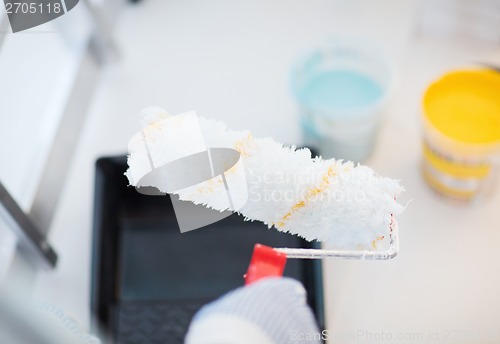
(32, 1), (500, 342)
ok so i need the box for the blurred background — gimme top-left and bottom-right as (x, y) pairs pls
(1, 0), (500, 343)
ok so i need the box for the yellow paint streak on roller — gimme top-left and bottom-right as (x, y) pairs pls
(195, 134), (252, 194)
(275, 165), (337, 228)
(371, 236), (385, 250)
(234, 133), (254, 158)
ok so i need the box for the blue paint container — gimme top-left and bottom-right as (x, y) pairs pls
(291, 38), (393, 162)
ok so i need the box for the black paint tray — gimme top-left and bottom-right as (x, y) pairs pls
(91, 155), (324, 344)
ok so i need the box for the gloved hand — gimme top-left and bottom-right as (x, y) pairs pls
(185, 277), (321, 344)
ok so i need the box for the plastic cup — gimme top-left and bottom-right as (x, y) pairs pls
(422, 69), (500, 203)
(291, 38), (393, 163)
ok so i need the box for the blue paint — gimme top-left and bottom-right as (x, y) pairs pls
(299, 70), (383, 112)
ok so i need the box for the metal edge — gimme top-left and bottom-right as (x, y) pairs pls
(0, 182), (57, 269)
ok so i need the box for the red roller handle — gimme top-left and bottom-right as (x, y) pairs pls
(244, 243), (287, 285)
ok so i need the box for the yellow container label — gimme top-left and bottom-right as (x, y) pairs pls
(422, 165), (475, 200)
(422, 142), (491, 179)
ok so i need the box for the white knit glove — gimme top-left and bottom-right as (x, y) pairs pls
(185, 277), (321, 344)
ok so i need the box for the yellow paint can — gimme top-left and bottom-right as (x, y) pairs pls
(422, 69), (500, 203)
